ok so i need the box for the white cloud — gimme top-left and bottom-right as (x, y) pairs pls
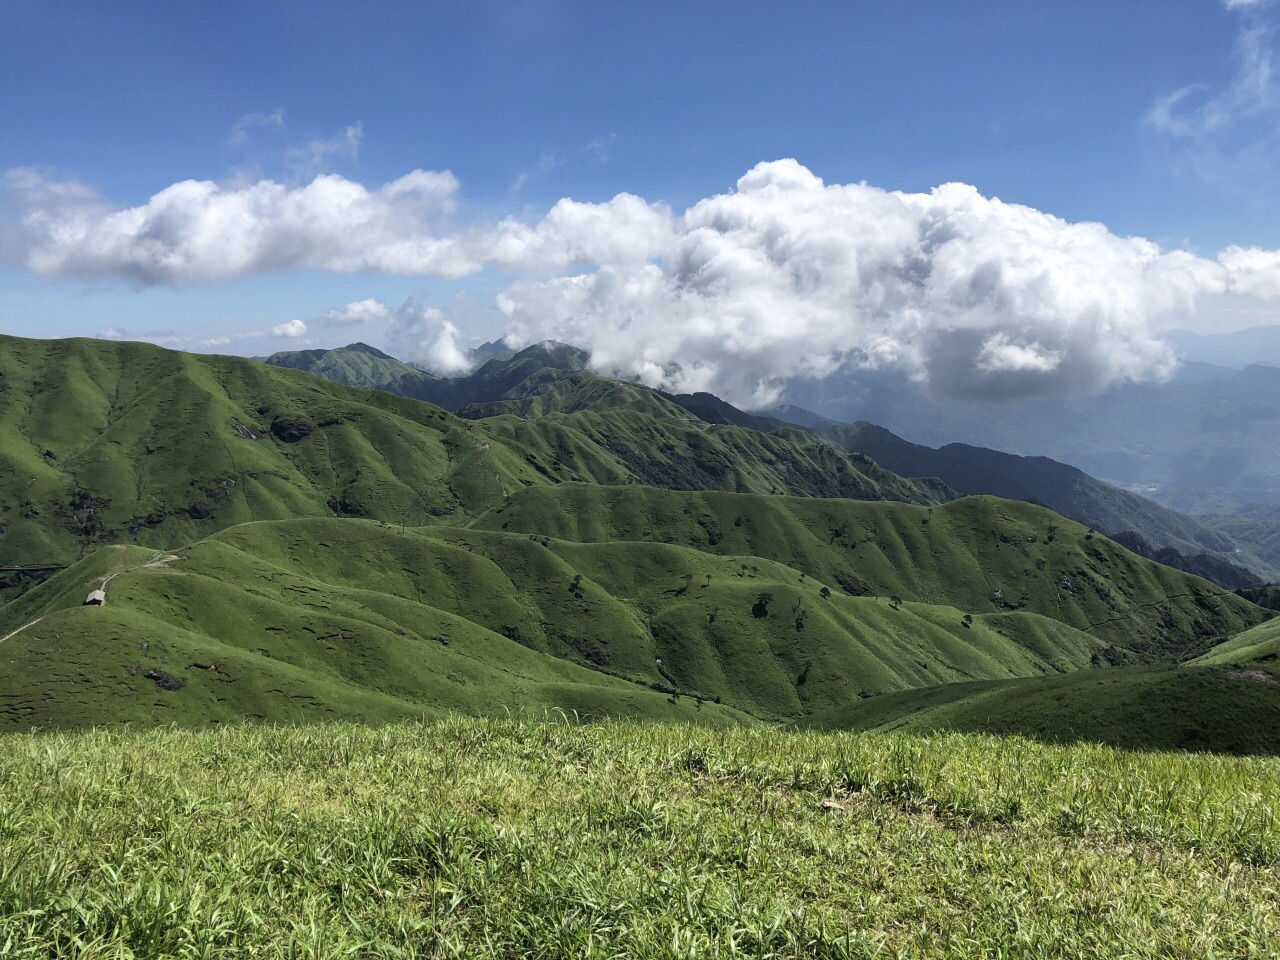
(421, 319), (472, 375)
(320, 298), (394, 327)
(98, 325), (128, 340)
(272, 319), (307, 338)
(499, 160), (1226, 403)
(975, 334), (1063, 374)
(1219, 244), (1280, 296)
(285, 123), (364, 174)
(15, 156), (1280, 402)
(6, 168), (468, 284)
(227, 108), (285, 146)
(1147, 4), (1280, 186)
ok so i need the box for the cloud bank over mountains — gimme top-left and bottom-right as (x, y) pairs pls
(5, 159), (1280, 405)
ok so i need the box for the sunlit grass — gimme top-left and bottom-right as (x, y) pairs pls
(2, 717), (1279, 957)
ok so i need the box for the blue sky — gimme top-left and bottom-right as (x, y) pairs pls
(3, 0), (1279, 401)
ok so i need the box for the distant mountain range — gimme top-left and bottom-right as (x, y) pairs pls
(1163, 325), (1280, 370)
(767, 358), (1280, 508)
(814, 421), (1275, 587)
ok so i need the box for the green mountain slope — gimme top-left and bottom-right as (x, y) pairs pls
(0, 334), (545, 574)
(801, 663), (1280, 755)
(0, 334), (938, 582)
(263, 341), (440, 393)
(0, 510), (1133, 729)
(474, 484), (1267, 659)
(1194, 615), (1280, 666)
(824, 420), (1275, 584)
(0, 529), (758, 731)
(9, 488), (1262, 732)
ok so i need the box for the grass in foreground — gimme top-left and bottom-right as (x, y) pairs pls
(2, 718), (1279, 957)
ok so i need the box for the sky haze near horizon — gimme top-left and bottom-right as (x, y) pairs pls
(3, 0), (1280, 404)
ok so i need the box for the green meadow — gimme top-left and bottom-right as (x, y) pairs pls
(2, 718), (1279, 958)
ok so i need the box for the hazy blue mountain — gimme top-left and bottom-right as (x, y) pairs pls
(773, 361), (1280, 507)
(819, 420), (1274, 585)
(1164, 325), (1280, 370)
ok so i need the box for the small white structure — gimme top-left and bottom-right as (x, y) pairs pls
(84, 589), (106, 606)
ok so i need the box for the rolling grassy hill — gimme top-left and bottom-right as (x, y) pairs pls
(3, 481), (1266, 732)
(475, 484), (1266, 659)
(0, 334), (938, 587)
(801, 663), (1280, 754)
(3, 333), (1275, 749)
(0, 531), (752, 731)
(0, 513), (1106, 730)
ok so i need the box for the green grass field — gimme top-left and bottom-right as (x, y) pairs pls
(2, 717), (1279, 958)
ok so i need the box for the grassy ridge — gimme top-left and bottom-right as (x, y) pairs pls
(1, 498), (1269, 732)
(0, 516), (1110, 730)
(0, 529), (758, 731)
(802, 663), (1280, 754)
(1195, 615), (1280, 666)
(0, 334), (934, 583)
(479, 484), (1267, 658)
(2, 718), (1279, 957)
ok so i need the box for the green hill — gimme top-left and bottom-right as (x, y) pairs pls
(263, 341), (440, 393)
(267, 339), (589, 410)
(475, 484), (1266, 659)
(0, 513), (1103, 730)
(3, 333), (1274, 746)
(0, 334), (938, 586)
(802, 663), (1280, 754)
(4, 483), (1265, 732)
(0, 529), (755, 731)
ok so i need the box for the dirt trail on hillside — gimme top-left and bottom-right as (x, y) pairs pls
(0, 618), (41, 645)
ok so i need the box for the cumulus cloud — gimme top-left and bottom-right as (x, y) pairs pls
(272, 319), (307, 338)
(14, 156), (1280, 402)
(5, 168), (469, 284)
(319, 298), (394, 327)
(420, 319), (473, 375)
(1218, 244), (1280, 296)
(499, 160), (1231, 402)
